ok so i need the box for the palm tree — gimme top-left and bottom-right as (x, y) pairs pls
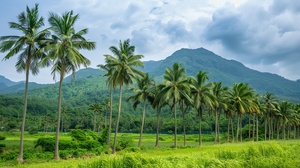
(158, 63), (191, 148)
(89, 102), (103, 132)
(42, 10), (95, 160)
(278, 101), (295, 140)
(103, 39), (144, 154)
(190, 70), (214, 146)
(0, 4), (49, 163)
(212, 82), (228, 144)
(262, 92), (277, 140)
(98, 64), (114, 148)
(127, 73), (154, 148)
(228, 83), (253, 142)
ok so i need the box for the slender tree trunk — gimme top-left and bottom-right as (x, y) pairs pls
(240, 115), (243, 142)
(17, 60), (30, 163)
(287, 124), (290, 140)
(264, 117), (267, 141)
(174, 103), (177, 148)
(138, 100), (146, 148)
(248, 114), (251, 141)
(236, 115), (240, 142)
(268, 117), (271, 140)
(277, 122), (280, 140)
(252, 114), (255, 140)
(107, 87), (113, 149)
(231, 117), (235, 142)
(227, 117), (230, 143)
(294, 125), (296, 139)
(183, 113), (186, 147)
(215, 110), (218, 144)
(93, 112), (97, 132)
(283, 124), (286, 140)
(155, 109), (160, 148)
(113, 85), (122, 154)
(54, 70), (64, 160)
(198, 107), (202, 146)
(256, 115), (258, 141)
(217, 113), (220, 144)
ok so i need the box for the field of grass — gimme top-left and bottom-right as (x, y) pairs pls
(1, 132), (300, 168)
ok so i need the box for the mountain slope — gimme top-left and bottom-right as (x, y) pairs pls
(143, 48), (300, 101)
(0, 75), (43, 94)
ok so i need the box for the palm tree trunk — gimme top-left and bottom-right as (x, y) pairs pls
(252, 114), (255, 140)
(17, 60), (30, 163)
(217, 112), (220, 143)
(107, 87), (113, 149)
(138, 100), (146, 148)
(294, 125), (296, 139)
(287, 124), (290, 140)
(54, 70), (64, 160)
(155, 109), (160, 148)
(174, 103), (177, 148)
(183, 113), (186, 147)
(227, 117), (230, 143)
(240, 115), (243, 142)
(283, 123), (286, 140)
(198, 107), (202, 146)
(276, 122), (280, 140)
(236, 116), (240, 142)
(268, 117), (271, 140)
(215, 110), (218, 144)
(264, 116), (267, 141)
(113, 85), (122, 154)
(256, 115), (258, 141)
(231, 117), (235, 142)
(93, 112), (97, 132)
(248, 114), (251, 141)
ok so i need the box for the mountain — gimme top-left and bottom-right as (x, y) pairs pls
(1, 47), (300, 102)
(142, 48), (300, 102)
(0, 75), (44, 94)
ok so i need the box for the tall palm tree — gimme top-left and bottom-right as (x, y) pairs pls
(127, 73), (154, 148)
(262, 92), (278, 140)
(89, 102), (103, 132)
(278, 101), (295, 140)
(190, 70), (214, 146)
(228, 83), (253, 142)
(212, 82), (228, 144)
(98, 64), (114, 148)
(103, 39), (144, 154)
(158, 63), (191, 148)
(0, 4), (49, 163)
(42, 10), (95, 160)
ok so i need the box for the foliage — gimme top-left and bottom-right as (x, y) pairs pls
(28, 127), (38, 135)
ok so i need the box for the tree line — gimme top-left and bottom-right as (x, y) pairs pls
(1, 4), (300, 163)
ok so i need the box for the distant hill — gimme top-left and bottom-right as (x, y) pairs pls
(143, 48), (300, 102)
(1, 48), (300, 102)
(0, 75), (44, 94)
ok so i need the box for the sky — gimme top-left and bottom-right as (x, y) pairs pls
(0, 0), (300, 84)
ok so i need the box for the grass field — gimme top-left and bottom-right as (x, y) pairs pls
(1, 132), (300, 168)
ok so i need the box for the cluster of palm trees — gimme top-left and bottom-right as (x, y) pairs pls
(0, 4), (95, 162)
(100, 40), (300, 153)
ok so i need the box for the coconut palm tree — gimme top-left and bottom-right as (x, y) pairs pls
(98, 64), (114, 148)
(262, 92), (278, 140)
(103, 39), (144, 154)
(278, 101), (295, 140)
(0, 4), (49, 163)
(42, 10), (95, 160)
(89, 102), (103, 132)
(228, 83), (253, 142)
(190, 70), (214, 146)
(212, 82), (228, 144)
(127, 73), (154, 148)
(158, 63), (191, 148)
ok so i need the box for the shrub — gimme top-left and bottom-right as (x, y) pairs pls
(0, 136), (5, 155)
(116, 135), (133, 150)
(70, 129), (88, 141)
(1, 150), (18, 161)
(35, 137), (55, 152)
(98, 128), (108, 145)
(28, 127), (39, 134)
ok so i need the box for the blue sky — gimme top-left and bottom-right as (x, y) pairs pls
(0, 0), (300, 84)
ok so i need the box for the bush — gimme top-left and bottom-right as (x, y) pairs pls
(1, 150), (18, 161)
(116, 135), (133, 151)
(35, 137), (55, 152)
(0, 136), (5, 155)
(70, 129), (88, 141)
(98, 128), (108, 145)
(28, 127), (38, 135)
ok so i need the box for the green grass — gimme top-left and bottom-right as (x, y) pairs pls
(1, 132), (300, 168)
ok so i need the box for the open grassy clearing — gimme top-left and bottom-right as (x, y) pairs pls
(1, 132), (300, 168)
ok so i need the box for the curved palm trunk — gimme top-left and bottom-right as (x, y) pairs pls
(198, 107), (202, 146)
(107, 87), (113, 149)
(174, 103), (177, 148)
(17, 60), (30, 163)
(54, 70), (64, 160)
(113, 85), (122, 154)
(155, 108), (161, 148)
(138, 100), (146, 148)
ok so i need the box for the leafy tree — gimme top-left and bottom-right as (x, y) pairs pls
(103, 39), (144, 154)
(127, 73), (154, 148)
(158, 63), (191, 148)
(89, 102), (103, 132)
(0, 4), (49, 163)
(190, 70), (214, 146)
(262, 92), (278, 140)
(42, 10), (95, 160)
